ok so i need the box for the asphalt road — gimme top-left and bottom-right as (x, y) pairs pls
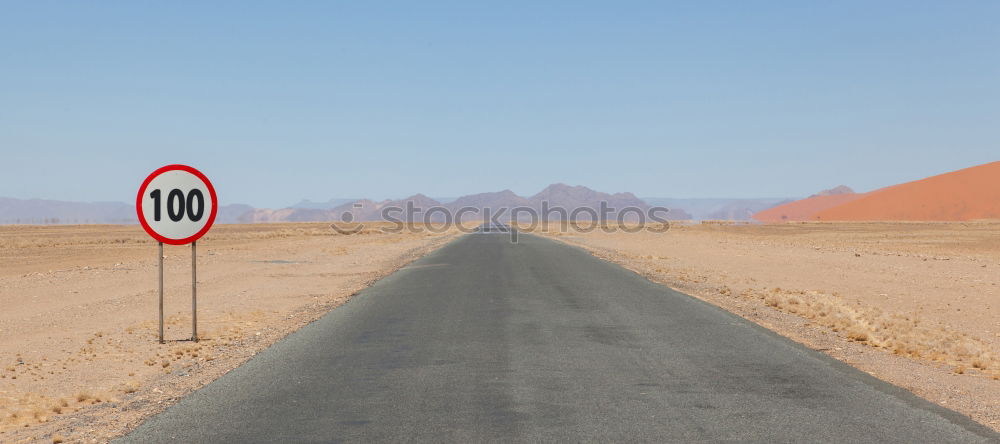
(119, 232), (999, 443)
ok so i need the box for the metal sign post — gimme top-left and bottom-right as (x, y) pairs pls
(192, 241), (198, 342)
(159, 242), (164, 344)
(137, 164), (217, 344)
(155, 241), (200, 343)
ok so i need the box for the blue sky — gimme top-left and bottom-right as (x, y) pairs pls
(2, 1), (998, 208)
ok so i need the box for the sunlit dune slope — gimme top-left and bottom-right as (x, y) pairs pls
(753, 193), (864, 222)
(816, 161), (1000, 221)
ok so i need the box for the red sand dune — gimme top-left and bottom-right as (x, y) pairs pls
(753, 193), (864, 222)
(816, 161), (1000, 221)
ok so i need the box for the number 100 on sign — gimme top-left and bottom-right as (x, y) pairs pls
(137, 165), (218, 245)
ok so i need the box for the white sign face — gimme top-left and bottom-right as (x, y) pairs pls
(137, 165), (217, 245)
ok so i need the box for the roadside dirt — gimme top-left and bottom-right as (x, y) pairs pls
(0, 223), (458, 443)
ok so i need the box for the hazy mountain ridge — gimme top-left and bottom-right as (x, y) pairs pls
(809, 185), (855, 198)
(449, 190), (532, 210)
(239, 184), (695, 223)
(0, 197), (136, 224)
(643, 198), (789, 221)
(2, 184), (762, 225)
(289, 198), (359, 210)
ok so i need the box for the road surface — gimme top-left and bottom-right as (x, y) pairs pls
(119, 232), (999, 443)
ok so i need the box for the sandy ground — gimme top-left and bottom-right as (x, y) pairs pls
(530, 221), (1000, 432)
(0, 223), (459, 443)
(6, 221), (999, 441)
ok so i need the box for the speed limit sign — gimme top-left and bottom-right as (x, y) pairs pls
(137, 164), (218, 244)
(137, 164), (217, 343)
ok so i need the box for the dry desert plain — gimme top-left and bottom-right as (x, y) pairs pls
(3, 220), (1000, 442)
(0, 223), (460, 443)
(528, 221), (1000, 432)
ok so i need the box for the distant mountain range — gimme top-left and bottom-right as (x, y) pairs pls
(0, 183), (800, 225)
(642, 198), (791, 221)
(289, 198), (359, 210)
(0, 198), (138, 224)
(9, 161), (997, 226)
(240, 184), (695, 223)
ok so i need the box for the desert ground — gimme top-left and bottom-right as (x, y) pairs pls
(529, 221), (1000, 432)
(5, 220), (1000, 442)
(0, 223), (459, 443)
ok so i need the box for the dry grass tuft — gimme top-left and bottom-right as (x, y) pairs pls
(749, 287), (998, 372)
(846, 330), (869, 342)
(31, 408), (48, 422)
(120, 380), (140, 394)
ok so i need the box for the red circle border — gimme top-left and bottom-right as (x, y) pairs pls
(136, 164), (218, 245)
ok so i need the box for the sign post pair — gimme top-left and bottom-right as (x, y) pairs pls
(136, 165), (217, 343)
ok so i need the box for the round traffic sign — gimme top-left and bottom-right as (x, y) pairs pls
(136, 165), (218, 245)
